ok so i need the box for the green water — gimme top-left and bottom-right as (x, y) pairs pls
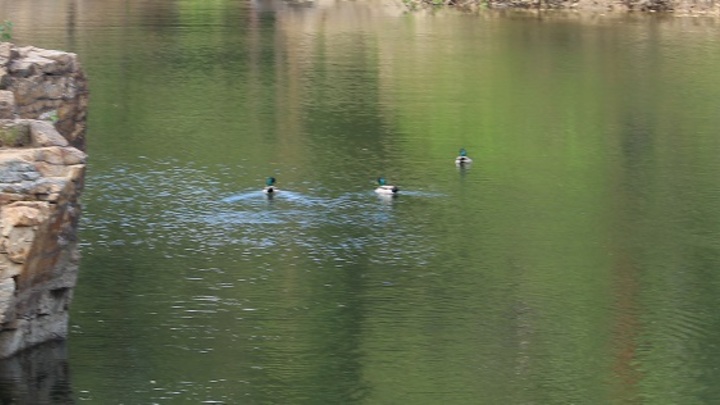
(2, 0), (720, 403)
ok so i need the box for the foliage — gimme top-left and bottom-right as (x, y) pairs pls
(40, 110), (59, 123)
(402, 0), (420, 10)
(0, 20), (13, 41)
(0, 125), (29, 147)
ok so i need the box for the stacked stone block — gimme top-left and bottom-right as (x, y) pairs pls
(0, 43), (87, 358)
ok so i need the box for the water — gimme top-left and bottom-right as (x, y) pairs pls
(2, 0), (720, 403)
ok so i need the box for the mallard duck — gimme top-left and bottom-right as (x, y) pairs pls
(263, 177), (278, 194)
(375, 177), (399, 195)
(455, 148), (473, 165)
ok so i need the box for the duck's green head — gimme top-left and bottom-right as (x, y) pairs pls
(266, 177), (276, 186)
(459, 148), (468, 157)
(377, 177), (387, 186)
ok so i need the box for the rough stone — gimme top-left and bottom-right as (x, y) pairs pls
(29, 121), (68, 147)
(1, 202), (49, 232)
(1, 44), (88, 149)
(5, 227), (35, 263)
(0, 42), (12, 65)
(0, 278), (15, 324)
(0, 42), (86, 359)
(0, 91), (14, 119)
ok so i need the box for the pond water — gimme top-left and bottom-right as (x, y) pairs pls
(2, 0), (720, 403)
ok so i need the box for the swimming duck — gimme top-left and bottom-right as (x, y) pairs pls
(263, 177), (278, 194)
(375, 177), (399, 195)
(455, 148), (473, 165)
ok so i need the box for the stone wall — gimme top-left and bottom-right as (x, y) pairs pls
(482, 0), (720, 12)
(408, 0), (720, 14)
(0, 43), (87, 358)
(0, 43), (88, 149)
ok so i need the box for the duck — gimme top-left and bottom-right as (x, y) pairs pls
(263, 177), (278, 194)
(455, 148), (473, 165)
(375, 177), (399, 195)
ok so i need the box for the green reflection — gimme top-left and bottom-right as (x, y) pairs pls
(3, 0), (720, 403)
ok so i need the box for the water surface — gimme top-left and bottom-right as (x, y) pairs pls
(1, 1), (720, 403)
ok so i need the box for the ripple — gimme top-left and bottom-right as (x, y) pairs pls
(81, 160), (438, 268)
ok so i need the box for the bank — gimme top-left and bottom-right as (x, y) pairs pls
(400, 0), (720, 14)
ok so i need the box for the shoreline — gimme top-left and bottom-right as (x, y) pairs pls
(398, 0), (720, 16)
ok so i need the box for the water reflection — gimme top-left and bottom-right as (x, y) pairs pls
(0, 342), (73, 405)
(375, 193), (396, 206)
(3, 0), (720, 402)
